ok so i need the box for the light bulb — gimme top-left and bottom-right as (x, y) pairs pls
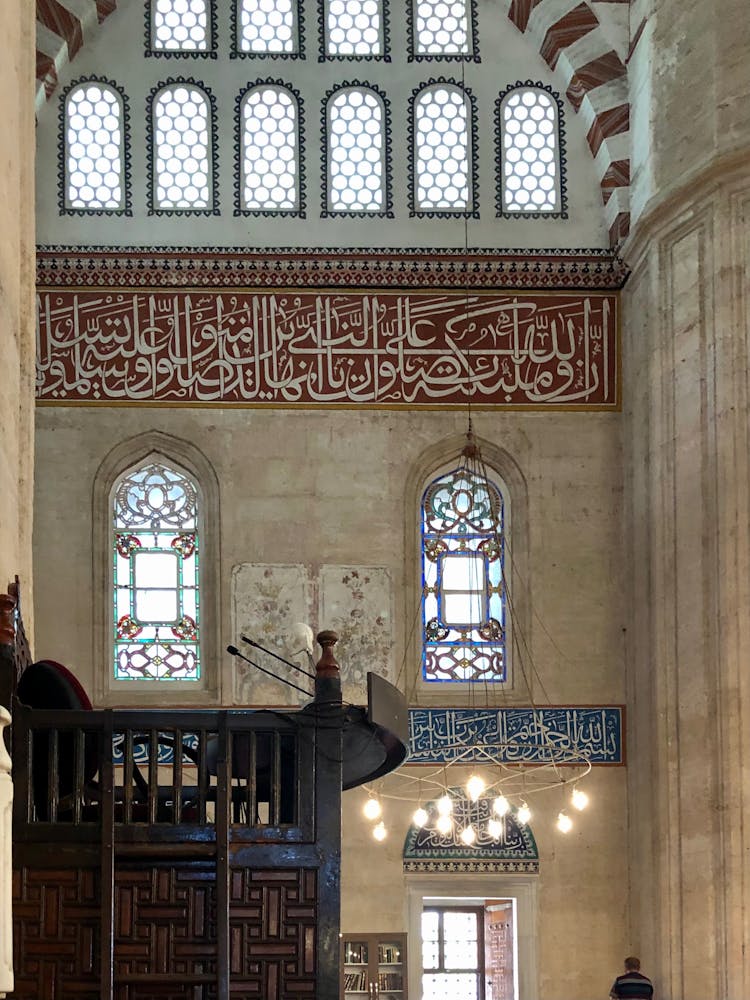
(487, 818), (503, 840)
(373, 821), (387, 841)
(436, 814), (453, 835)
(493, 794), (510, 817)
(413, 806), (429, 828)
(460, 825), (476, 845)
(363, 797), (382, 821)
(517, 802), (531, 825)
(436, 793), (453, 816)
(556, 811), (573, 833)
(466, 774), (485, 802)
(572, 787), (589, 811)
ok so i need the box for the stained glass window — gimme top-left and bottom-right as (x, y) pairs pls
(414, 84), (471, 211)
(240, 85), (300, 211)
(64, 81), (126, 211)
(327, 87), (386, 212)
(500, 86), (560, 213)
(421, 466), (505, 683)
(151, 83), (213, 210)
(237, 0), (298, 53)
(113, 461), (200, 681)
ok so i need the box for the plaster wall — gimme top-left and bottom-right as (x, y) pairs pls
(0, 2), (35, 602)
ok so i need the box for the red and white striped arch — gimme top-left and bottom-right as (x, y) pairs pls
(36, 0), (630, 245)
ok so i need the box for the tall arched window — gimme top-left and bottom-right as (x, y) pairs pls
(237, 83), (301, 213)
(497, 84), (563, 215)
(148, 80), (217, 212)
(112, 460), (201, 682)
(325, 85), (389, 214)
(61, 79), (129, 213)
(411, 82), (475, 214)
(421, 464), (506, 683)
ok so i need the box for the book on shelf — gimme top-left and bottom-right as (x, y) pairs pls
(378, 972), (403, 990)
(378, 945), (401, 964)
(344, 970), (368, 991)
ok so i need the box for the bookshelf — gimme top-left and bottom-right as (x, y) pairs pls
(341, 933), (407, 1000)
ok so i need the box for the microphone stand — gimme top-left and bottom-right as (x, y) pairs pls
(226, 645), (313, 698)
(241, 635), (317, 680)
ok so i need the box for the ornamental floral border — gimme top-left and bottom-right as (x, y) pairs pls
(405, 0), (480, 63)
(408, 78), (479, 219)
(320, 81), (394, 219)
(143, 0), (219, 59)
(146, 77), (221, 217)
(494, 80), (568, 221)
(57, 76), (133, 219)
(233, 79), (306, 218)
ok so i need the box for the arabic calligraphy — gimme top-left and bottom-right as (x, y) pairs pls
(36, 288), (618, 407)
(408, 707), (623, 764)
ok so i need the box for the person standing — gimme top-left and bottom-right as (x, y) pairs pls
(609, 957), (654, 999)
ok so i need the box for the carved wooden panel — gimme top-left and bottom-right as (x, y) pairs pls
(228, 868), (317, 998)
(11, 866), (101, 999)
(113, 864), (217, 996)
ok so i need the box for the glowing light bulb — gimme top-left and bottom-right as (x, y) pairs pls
(493, 794), (510, 817)
(413, 806), (429, 828)
(436, 794), (453, 816)
(373, 821), (387, 841)
(487, 818), (503, 840)
(363, 797), (382, 821)
(517, 802), (531, 825)
(436, 814), (453, 835)
(556, 811), (573, 833)
(572, 787), (589, 811)
(466, 774), (486, 802)
(459, 825), (476, 845)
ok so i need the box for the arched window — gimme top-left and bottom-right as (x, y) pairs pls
(421, 464), (506, 683)
(148, 81), (217, 212)
(237, 83), (301, 213)
(412, 82), (475, 214)
(325, 85), (389, 214)
(324, 0), (384, 57)
(235, 0), (299, 54)
(149, 0), (212, 52)
(62, 79), (129, 213)
(497, 84), (563, 215)
(410, 0), (473, 57)
(112, 460), (201, 682)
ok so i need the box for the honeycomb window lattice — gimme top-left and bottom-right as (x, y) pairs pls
(414, 85), (470, 211)
(328, 88), (385, 212)
(153, 85), (212, 210)
(238, 0), (297, 53)
(66, 83), (125, 211)
(326, 0), (383, 56)
(413, 0), (470, 55)
(501, 88), (559, 212)
(152, 0), (209, 51)
(241, 86), (299, 210)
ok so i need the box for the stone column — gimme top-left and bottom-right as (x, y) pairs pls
(623, 2), (750, 997)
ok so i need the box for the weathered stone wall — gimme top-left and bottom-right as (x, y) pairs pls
(0, 5), (35, 618)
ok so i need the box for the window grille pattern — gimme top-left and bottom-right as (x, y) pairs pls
(413, 0), (470, 55)
(240, 85), (299, 210)
(500, 87), (559, 212)
(64, 83), (125, 210)
(421, 466), (505, 683)
(152, 0), (209, 51)
(327, 88), (385, 212)
(238, 0), (297, 53)
(422, 909), (481, 1000)
(113, 462), (200, 681)
(152, 84), (213, 209)
(326, 0), (383, 56)
(414, 85), (470, 211)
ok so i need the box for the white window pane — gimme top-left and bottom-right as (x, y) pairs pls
(443, 912), (478, 969)
(415, 88), (469, 210)
(242, 88), (298, 211)
(502, 89), (559, 212)
(135, 589), (178, 622)
(442, 554), (483, 590)
(154, 86), (211, 210)
(66, 84), (123, 210)
(327, 0), (382, 55)
(329, 90), (384, 212)
(414, 0), (470, 54)
(422, 974), (478, 1000)
(444, 593), (483, 626)
(153, 0), (209, 51)
(239, 0), (296, 53)
(134, 550), (179, 590)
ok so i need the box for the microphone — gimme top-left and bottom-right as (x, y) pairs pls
(227, 645), (313, 698)
(240, 635), (317, 680)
